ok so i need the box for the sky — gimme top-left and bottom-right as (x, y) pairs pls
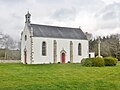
(0, 0), (120, 40)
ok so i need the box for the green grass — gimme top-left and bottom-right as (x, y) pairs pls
(0, 63), (120, 90)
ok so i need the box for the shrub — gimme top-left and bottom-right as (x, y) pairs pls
(116, 51), (120, 61)
(81, 57), (118, 67)
(104, 57), (118, 66)
(81, 58), (86, 66)
(81, 58), (94, 66)
(93, 57), (104, 67)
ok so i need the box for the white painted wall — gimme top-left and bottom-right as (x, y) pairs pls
(21, 24), (32, 64)
(32, 37), (53, 64)
(32, 37), (88, 64)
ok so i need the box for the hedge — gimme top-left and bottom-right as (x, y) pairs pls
(93, 57), (104, 67)
(81, 58), (94, 66)
(104, 57), (118, 66)
(81, 57), (118, 67)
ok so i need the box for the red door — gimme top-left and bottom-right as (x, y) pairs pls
(24, 50), (27, 64)
(62, 53), (65, 64)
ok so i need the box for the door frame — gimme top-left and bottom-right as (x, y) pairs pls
(60, 49), (66, 64)
(24, 48), (27, 64)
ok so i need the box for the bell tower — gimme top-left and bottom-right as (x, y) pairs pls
(25, 11), (31, 23)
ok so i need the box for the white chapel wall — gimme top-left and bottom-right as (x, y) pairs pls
(32, 37), (53, 64)
(21, 25), (31, 64)
(32, 37), (88, 64)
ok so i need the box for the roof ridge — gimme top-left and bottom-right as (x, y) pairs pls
(31, 23), (80, 30)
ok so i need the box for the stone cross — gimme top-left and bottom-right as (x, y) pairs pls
(98, 37), (101, 57)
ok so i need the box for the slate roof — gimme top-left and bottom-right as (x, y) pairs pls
(31, 24), (87, 40)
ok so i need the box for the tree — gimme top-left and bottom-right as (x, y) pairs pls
(89, 34), (120, 58)
(0, 32), (17, 50)
(2, 34), (16, 49)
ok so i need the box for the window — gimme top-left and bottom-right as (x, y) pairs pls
(78, 43), (81, 56)
(25, 35), (27, 41)
(42, 41), (46, 56)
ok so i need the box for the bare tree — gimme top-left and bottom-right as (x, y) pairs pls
(2, 34), (16, 49)
(0, 32), (16, 50)
(0, 32), (21, 59)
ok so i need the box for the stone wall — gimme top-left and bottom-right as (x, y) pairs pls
(0, 49), (20, 60)
(0, 60), (21, 63)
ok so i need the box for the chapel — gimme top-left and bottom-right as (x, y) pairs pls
(21, 12), (88, 64)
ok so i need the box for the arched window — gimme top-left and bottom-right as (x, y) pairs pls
(25, 35), (27, 41)
(42, 41), (46, 56)
(78, 43), (81, 56)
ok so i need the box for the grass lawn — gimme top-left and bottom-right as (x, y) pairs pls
(0, 63), (120, 90)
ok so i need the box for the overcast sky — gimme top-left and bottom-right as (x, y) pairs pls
(0, 0), (120, 40)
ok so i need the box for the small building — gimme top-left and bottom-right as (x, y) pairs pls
(89, 52), (95, 58)
(21, 12), (89, 64)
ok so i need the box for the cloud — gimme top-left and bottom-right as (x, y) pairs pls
(50, 0), (105, 22)
(69, 0), (105, 12)
(51, 7), (77, 21)
(43, 0), (105, 30)
(95, 2), (120, 30)
(0, 0), (26, 5)
(0, 0), (119, 41)
(36, 0), (63, 4)
(102, 0), (120, 5)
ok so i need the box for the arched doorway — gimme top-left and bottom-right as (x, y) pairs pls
(24, 49), (27, 64)
(61, 53), (65, 64)
(60, 49), (66, 64)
